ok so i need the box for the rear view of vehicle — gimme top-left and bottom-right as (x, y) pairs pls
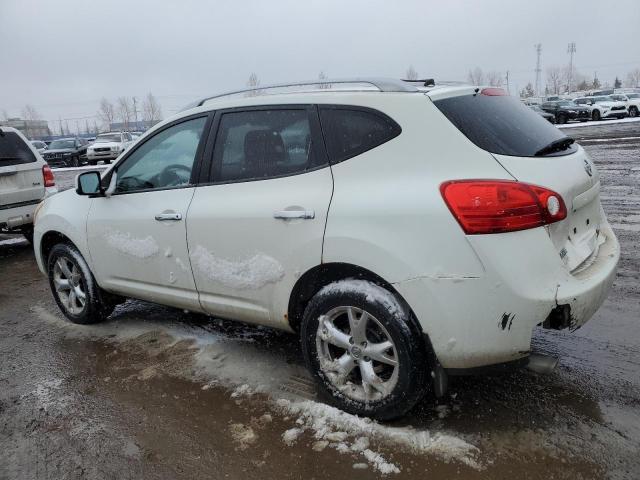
(399, 86), (620, 371)
(0, 127), (56, 242)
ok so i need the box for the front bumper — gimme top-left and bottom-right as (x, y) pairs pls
(602, 109), (628, 119)
(566, 110), (591, 120)
(394, 225), (619, 370)
(87, 151), (120, 161)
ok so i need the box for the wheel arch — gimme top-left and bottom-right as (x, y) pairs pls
(40, 230), (78, 267)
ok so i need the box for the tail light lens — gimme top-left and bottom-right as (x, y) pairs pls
(42, 164), (55, 187)
(440, 180), (567, 234)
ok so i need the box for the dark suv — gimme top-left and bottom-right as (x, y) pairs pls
(540, 100), (590, 124)
(42, 138), (88, 168)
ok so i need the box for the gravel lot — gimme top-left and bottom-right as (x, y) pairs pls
(1, 122), (639, 479)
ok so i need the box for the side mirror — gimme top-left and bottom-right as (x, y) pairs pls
(76, 171), (103, 196)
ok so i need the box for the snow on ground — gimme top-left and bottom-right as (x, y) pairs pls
(32, 302), (481, 473)
(558, 117), (640, 129)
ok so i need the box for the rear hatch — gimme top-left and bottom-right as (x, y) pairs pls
(0, 130), (45, 208)
(431, 89), (604, 274)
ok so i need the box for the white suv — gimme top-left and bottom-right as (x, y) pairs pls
(33, 79), (619, 419)
(86, 132), (133, 165)
(610, 93), (640, 117)
(1, 126), (56, 242)
(573, 96), (628, 121)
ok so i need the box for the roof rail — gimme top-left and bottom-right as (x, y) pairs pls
(185, 77), (419, 110)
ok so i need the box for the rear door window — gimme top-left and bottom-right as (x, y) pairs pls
(319, 107), (401, 164)
(212, 108), (321, 182)
(0, 131), (37, 167)
(433, 94), (574, 157)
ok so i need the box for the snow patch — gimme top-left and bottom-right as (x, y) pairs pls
(190, 245), (284, 289)
(106, 230), (159, 259)
(282, 427), (304, 446)
(274, 398), (481, 471)
(318, 280), (402, 318)
(228, 423), (257, 449)
(0, 237), (27, 246)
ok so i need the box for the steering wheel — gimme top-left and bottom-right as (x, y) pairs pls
(158, 164), (192, 187)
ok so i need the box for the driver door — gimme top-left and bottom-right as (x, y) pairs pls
(86, 114), (210, 311)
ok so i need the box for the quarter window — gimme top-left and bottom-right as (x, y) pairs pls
(115, 116), (206, 193)
(319, 107), (401, 163)
(213, 109), (317, 182)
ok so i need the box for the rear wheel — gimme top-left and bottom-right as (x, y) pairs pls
(300, 280), (430, 420)
(557, 113), (567, 124)
(630, 106), (638, 117)
(47, 243), (115, 324)
(22, 226), (33, 244)
(592, 110), (601, 121)
(88, 159), (97, 166)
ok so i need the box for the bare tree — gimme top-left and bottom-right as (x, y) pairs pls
(467, 67), (485, 85)
(486, 71), (504, 87)
(21, 105), (40, 138)
(546, 66), (562, 95)
(520, 82), (535, 98)
(1, 110), (9, 121)
(245, 73), (261, 96)
(142, 93), (163, 126)
(97, 98), (116, 130)
(561, 65), (586, 93)
(117, 97), (133, 130)
(625, 68), (640, 88)
(405, 65), (418, 81)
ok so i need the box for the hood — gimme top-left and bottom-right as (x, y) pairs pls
(43, 148), (74, 155)
(89, 141), (120, 149)
(595, 101), (623, 108)
(558, 104), (589, 112)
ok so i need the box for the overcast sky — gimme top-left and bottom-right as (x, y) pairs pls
(1, 0), (639, 130)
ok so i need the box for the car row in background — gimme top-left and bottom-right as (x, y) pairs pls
(528, 93), (639, 124)
(41, 137), (89, 168)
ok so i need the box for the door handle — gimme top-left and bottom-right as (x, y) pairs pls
(273, 209), (315, 220)
(155, 212), (182, 221)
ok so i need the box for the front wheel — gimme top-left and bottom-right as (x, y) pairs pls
(557, 113), (567, 124)
(47, 243), (115, 324)
(300, 280), (430, 420)
(592, 110), (601, 121)
(630, 106), (638, 118)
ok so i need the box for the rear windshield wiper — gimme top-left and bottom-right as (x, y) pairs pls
(534, 137), (575, 157)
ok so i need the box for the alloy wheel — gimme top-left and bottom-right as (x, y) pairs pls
(53, 256), (87, 315)
(316, 306), (399, 403)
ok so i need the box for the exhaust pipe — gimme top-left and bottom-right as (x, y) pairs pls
(526, 353), (559, 374)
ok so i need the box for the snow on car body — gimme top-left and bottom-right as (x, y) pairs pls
(33, 78), (619, 419)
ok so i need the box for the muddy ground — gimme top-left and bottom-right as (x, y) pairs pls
(1, 121), (639, 479)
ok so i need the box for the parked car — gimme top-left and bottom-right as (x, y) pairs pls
(610, 93), (640, 118)
(573, 96), (628, 121)
(30, 140), (48, 154)
(1, 126), (57, 242)
(86, 132), (133, 165)
(540, 100), (590, 123)
(529, 104), (555, 123)
(42, 137), (89, 168)
(33, 78), (619, 420)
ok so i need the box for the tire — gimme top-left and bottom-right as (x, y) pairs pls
(71, 156), (80, 168)
(104, 159), (111, 165)
(47, 243), (115, 324)
(630, 106), (638, 118)
(592, 110), (601, 121)
(557, 113), (567, 124)
(300, 280), (430, 420)
(88, 159), (97, 166)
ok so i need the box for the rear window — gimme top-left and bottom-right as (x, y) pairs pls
(0, 131), (37, 167)
(319, 107), (401, 163)
(433, 94), (574, 157)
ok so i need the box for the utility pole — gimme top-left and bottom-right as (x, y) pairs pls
(567, 42), (576, 93)
(534, 43), (542, 97)
(505, 70), (510, 95)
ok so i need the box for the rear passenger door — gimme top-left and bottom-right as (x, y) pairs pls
(186, 106), (332, 328)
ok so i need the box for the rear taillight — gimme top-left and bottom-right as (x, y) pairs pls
(440, 180), (567, 234)
(42, 164), (55, 187)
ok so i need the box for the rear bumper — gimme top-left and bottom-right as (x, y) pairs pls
(0, 200), (39, 229)
(394, 225), (619, 370)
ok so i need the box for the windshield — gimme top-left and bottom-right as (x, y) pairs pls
(0, 131), (37, 166)
(49, 139), (76, 149)
(434, 93), (573, 157)
(556, 101), (573, 106)
(627, 93), (639, 99)
(95, 134), (121, 143)
(594, 97), (612, 103)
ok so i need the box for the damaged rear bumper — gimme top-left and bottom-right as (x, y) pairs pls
(394, 224), (619, 370)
